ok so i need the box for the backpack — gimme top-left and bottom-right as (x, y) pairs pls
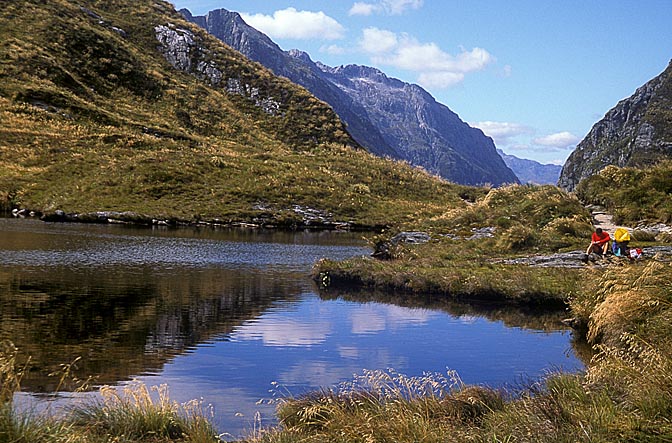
(629, 248), (643, 260)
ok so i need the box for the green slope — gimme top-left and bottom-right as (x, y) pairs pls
(0, 0), (468, 227)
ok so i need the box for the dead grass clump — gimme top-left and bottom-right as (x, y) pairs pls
(587, 260), (671, 346)
(68, 381), (219, 442)
(1, 342), (219, 442)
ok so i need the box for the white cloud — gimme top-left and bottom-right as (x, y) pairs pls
(359, 28), (493, 88)
(233, 317), (331, 347)
(472, 121), (534, 146)
(241, 8), (345, 40)
(349, 2), (377, 16)
(418, 71), (465, 88)
(360, 27), (398, 54)
(383, 0), (424, 14)
(350, 0), (423, 16)
(533, 131), (580, 149)
(321, 44), (347, 55)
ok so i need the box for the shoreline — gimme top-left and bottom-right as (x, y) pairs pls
(7, 207), (387, 232)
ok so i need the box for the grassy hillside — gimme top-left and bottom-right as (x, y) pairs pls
(0, 0), (470, 227)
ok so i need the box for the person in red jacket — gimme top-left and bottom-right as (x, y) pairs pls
(586, 227), (610, 255)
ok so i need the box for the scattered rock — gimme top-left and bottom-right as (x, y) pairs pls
(390, 231), (431, 245)
(11, 208), (42, 218)
(496, 251), (590, 268)
(440, 227), (496, 241)
(372, 231), (430, 260)
(496, 245), (672, 268)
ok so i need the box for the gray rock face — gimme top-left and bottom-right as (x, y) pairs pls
(318, 64), (519, 186)
(154, 24), (280, 115)
(181, 8), (519, 186)
(559, 60), (672, 191)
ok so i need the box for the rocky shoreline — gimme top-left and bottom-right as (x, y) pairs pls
(496, 246), (672, 267)
(9, 207), (385, 231)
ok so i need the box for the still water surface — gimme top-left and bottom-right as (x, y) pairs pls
(0, 218), (584, 438)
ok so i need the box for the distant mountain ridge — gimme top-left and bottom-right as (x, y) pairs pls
(182, 8), (519, 187)
(497, 150), (562, 185)
(559, 60), (672, 191)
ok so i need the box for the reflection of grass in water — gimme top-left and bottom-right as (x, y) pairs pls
(319, 287), (571, 332)
(318, 287), (596, 367)
(0, 341), (219, 442)
(0, 262), (305, 393)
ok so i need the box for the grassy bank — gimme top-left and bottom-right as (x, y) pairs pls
(314, 254), (583, 307)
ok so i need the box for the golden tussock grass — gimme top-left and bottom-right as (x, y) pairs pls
(1, 341), (219, 442)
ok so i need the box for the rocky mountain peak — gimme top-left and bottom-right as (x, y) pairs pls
(287, 49), (313, 63)
(559, 60), (672, 191)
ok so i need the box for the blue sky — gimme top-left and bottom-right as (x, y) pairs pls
(170, 0), (672, 165)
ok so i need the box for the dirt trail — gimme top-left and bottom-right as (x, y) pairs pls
(589, 206), (631, 235)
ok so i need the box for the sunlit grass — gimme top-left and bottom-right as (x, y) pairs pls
(0, 341), (219, 442)
(69, 382), (219, 442)
(577, 162), (672, 229)
(261, 369), (505, 443)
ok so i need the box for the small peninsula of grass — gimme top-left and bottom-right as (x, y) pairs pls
(313, 184), (595, 305)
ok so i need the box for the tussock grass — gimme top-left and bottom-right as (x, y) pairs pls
(69, 382), (218, 442)
(268, 369), (505, 443)
(431, 185), (591, 236)
(0, 341), (219, 442)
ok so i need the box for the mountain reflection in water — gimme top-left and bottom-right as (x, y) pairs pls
(0, 218), (584, 438)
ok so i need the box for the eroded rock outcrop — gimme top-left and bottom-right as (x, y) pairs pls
(154, 24), (280, 115)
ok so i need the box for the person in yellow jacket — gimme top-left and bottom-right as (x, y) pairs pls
(612, 227), (631, 256)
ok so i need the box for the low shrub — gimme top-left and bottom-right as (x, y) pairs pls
(576, 161), (672, 226)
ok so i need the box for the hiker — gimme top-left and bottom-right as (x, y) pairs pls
(587, 227), (610, 255)
(612, 227), (631, 257)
